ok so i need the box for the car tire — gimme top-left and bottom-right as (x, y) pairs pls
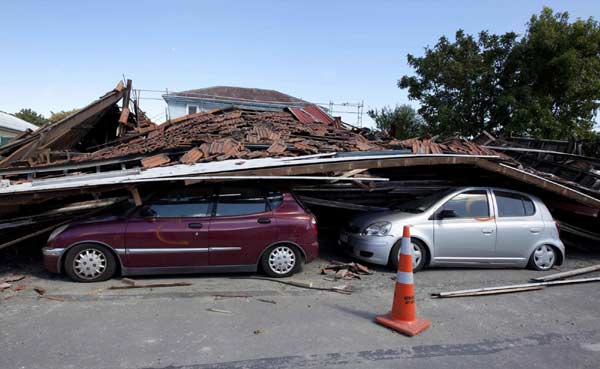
(261, 244), (302, 278)
(528, 245), (557, 271)
(64, 244), (117, 282)
(390, 238), (427, 273)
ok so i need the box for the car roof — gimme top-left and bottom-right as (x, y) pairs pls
(449, 187), (540, 200)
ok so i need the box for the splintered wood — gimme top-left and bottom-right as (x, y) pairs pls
(321, 261), (372, 280)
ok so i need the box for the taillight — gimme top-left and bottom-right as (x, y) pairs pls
(555, 221), (560, 235)
(311, 217), (318, 234)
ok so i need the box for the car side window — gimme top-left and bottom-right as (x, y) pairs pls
(495, 191), (536, 217)
(215, 188), (269, 217)
(440, 190), (489, 219)
(146, 188), (212, 218)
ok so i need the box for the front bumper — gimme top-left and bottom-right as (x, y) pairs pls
(339, 231), (395, 265)
(42, 247), (66, 273)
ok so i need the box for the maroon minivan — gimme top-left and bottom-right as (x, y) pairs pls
(42, 186), (318, 282)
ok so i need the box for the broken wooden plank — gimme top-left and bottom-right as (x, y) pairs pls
(127, 186), (142, 207)
(120, 278), (137, 286)
(141, 153), (170, 168)
(0, 275), (25, 283)
(108, 282), (192, 290)
(297, 195), (388, 212)
(432, 277), (600, 298)
(256, 298), (277, 304)
(531, 264), (600, 282)
(244, 277), (352, 294)
(206, 308), (233, 315)
(330, 168), (368, 183)
(38, 295), (65, 302)
(434, 285), (545, 298)
(118, 107), (130, 125)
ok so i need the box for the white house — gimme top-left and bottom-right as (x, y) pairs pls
(0, 111), (38, 145)
(163, 86), (309, 119)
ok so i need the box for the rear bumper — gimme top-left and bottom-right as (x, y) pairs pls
(302, 240), (319, 262)
(339, 231), (394, 266)
(42, 247), (65, 273)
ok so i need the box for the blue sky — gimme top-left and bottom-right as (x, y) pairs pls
(1, 0), (598, 127)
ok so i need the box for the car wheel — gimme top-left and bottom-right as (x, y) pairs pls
(528, 245), (556, 271)
(390, 238), (427, 272)
(64, 244), (117, 282)
(261, 244), (302, 278)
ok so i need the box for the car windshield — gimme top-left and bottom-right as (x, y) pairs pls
(393, 189), (454, 213)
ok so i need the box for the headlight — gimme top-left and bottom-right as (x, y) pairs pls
(363, 222), (391, 236)
(48, 224), (69, 242)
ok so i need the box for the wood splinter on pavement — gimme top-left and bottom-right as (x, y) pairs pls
(120, 278), (137, 286)
(108, 282), (192, 290)
(256, 298), (277, 304)
(206, 308), (233, 315)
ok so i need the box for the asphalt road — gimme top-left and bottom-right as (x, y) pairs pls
(1, 248), (599, 369)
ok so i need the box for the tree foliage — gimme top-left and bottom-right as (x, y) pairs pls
(49, 108), (80, 123)
(368, 105), (425, 139)
(13, 109), (48, 126)
(398, 7), (600, 139)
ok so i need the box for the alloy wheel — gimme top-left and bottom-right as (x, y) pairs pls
(533, 245), (555, 270)
(73, 249), (107, 280)
(397, 242), (423, 270)
(268, 246), (296, 275)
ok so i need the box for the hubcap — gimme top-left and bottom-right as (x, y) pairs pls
(533, 245), (555, 270)
(268, 246), (296, 275)
(73, 249), (107, 280)
(398, 242), (423, 269)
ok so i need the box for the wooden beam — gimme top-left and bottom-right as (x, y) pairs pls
(38, 87), (126, 150)
(185, 156), (481, 183)
(127, 185), (142, 206)
(297, 195), (388, 212)
(531, 264), (600, 282)
(475, 160), (600, 208)
(330, 168), (368, 183)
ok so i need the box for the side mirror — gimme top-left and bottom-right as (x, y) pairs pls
(139, 206), (157, 219)
(436, 209), (457, 220)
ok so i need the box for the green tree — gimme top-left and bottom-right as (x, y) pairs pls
(49, 108), (80, 123)
(398, 7), (600, 139)
(368, 105), (425, 139)
(13, 108), (48, 126)
(507, 8), (600, 138)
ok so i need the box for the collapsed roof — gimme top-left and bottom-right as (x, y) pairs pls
(0, 79), (598, 250)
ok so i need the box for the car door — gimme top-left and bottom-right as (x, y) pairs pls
(123, 187), (213, 268)
(433, 189), (497, 263)
(208, 187), (278, 266)
(493, 190), (542, 264)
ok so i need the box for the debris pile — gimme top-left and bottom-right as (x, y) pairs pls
(73, 109), (385, 165)
(0, 78), (598, 253)
(321, 261), (372, 280)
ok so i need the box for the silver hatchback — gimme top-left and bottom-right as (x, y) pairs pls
(340, 187), (564, 271)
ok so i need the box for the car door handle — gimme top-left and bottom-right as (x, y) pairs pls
(188, 223), (203, 229)
(481, 228), (494, 234)
(529, 227), (542, 234)
(257, 217), (271, 224)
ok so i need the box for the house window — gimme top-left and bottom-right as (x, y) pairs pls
(0, 136), (12, 146)
(187, 105), (199, 115)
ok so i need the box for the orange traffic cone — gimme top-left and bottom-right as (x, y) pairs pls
(376, 225), (431, 336)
